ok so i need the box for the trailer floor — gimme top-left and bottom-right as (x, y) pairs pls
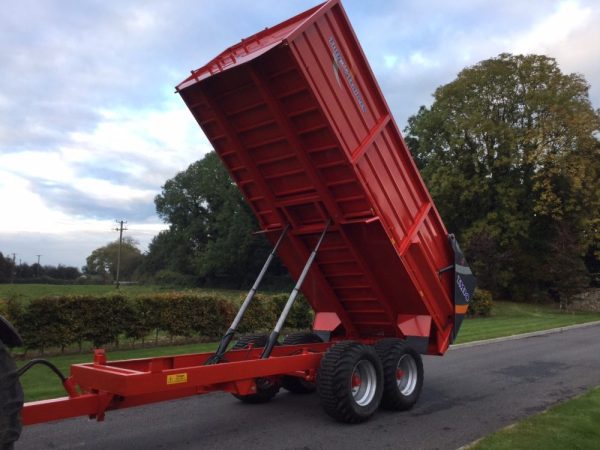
(18, 323), (600, 450)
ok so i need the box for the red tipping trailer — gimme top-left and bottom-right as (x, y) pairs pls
(176, 0), (475, 355)
(1, 0), (475, 445)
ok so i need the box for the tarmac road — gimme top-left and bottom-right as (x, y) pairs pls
(17, 323), (600, 450)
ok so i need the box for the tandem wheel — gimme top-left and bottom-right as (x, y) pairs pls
(316, 341), (383, 423)
(375, 339), (424, 410)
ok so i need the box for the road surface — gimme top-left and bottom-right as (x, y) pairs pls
(18, 324), (600, 449)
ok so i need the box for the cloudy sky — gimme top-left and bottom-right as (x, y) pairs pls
(1, 0), (599, 269)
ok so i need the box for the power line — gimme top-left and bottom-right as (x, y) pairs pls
(113, 220), (128, 289)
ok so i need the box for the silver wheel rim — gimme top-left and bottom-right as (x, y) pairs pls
(351, 360), (377, 406)
(396, 354), (418, 396)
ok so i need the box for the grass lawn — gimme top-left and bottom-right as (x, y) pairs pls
(471, 387), (600, 449)
(0, 283), (246, 303)
(455, 301), (600, 344)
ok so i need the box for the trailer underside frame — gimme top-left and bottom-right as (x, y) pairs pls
(22, 342), (333, 425)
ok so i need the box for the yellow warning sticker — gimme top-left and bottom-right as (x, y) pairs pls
(166, 373), (188, 385)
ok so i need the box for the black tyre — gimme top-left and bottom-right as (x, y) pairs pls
(231, 333), (269, 350)
(281, 332), (323, 394)
(1, 343), (23, 450)
(375, 339), (424, 411)
(317, 341), (383, 423)
(231, 334), (279, 404)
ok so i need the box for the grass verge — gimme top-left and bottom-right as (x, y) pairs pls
(470, 387), (600, 449)
(455, 301), (600, 344)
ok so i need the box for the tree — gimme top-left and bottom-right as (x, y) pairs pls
(44, 265), (80, 281)
(0, 252), (15, 283)
(147, 151), (287, 287)
(141, 229), (196, 276)
(12, 262), (80, 282)
(405, 53), (600, 301)
(85, 238), (144, 282)
(15, 263), (34, 279)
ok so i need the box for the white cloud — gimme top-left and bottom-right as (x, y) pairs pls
(0, 92), (207, 212)
(0, 94), (203, 266)
(0, 171), (165, 235)
(409, 51), (440, 69)
(67, 95), (210, 184)
(0, 168), (168, 267)
(512, 1), (592, 54)
(73, 178), (155, 205)
(0, 151), (74, 182)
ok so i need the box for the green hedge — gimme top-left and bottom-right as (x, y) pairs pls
(1, 292), (314, 354)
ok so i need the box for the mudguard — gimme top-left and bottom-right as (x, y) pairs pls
(0, 315), (23, 348)
(449, 235), (477, 342)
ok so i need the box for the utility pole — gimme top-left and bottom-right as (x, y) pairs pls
(114, 220), (128, 289)
(10, 253), (16, 284)
(36, 255), (41, 278)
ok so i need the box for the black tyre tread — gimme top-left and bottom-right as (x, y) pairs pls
(232, 333), (269, 350)
(282, 332), (323, 345)
(230, 334), (279, 404)
(281, 332), (323, 394)
(317, 341), (383, 423)
(0, 343), (23, 450)
(375, 339), (424, 411)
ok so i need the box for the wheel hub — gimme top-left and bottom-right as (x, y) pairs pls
(351, 360), (377, 406)
(396, 354), (418, 396)
(351, 373), (362, 389)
